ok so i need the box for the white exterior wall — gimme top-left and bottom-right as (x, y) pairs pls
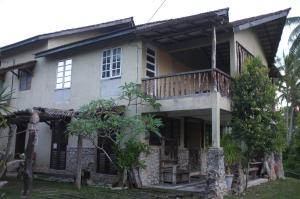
(234, 29), (268, 70)
(1, 40), (143, 172)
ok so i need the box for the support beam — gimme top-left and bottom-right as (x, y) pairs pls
(211, 92), (220, 148)
(211, 26), (216, 69)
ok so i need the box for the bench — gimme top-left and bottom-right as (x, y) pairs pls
(249, 162), (262, 179)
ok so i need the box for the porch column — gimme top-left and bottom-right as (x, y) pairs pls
(211, 26), (216, 69)
(211, 92), (220, 148)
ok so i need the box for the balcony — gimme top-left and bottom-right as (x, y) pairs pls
(142, 68), (231, 100)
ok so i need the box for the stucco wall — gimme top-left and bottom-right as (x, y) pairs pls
(2, 40), (143, 172)
(141, 43), (192, 78)
(234, 29), (268, 68)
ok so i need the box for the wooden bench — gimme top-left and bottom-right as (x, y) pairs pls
(160, 160), (190, 184)
(249, 162), (262, 179)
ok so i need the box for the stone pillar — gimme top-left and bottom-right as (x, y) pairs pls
(206, 147), (226, 199)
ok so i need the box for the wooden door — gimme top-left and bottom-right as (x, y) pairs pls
(160, 117), (180, 161)
(50, 121), (68, 170)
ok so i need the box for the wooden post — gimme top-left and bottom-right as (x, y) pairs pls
(211, 26), (216, 69)
(22, 111), (39, 199)
(75, 134), (83, 190)
(211, 26), (217, 92)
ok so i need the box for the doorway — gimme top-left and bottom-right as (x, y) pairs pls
(50, 121), (68, 170)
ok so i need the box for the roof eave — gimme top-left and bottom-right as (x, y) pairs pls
(35, 28), (135, 58)
(232, 8), (290, 32)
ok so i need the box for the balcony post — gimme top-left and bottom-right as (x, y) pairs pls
(211, 26), (217, 92)
(211, 92), (220, 148)
(211, 26), (216, 69)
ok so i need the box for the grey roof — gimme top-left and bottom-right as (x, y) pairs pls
(0, 17), (134, 52)
(231, 8), (290, 72)
(230, 8), (290, 31)
(35, 8), (230, 57)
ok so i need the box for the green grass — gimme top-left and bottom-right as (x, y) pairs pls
(1, 178), (299, 199)
(225, 178), (300, 199)
(0, 178), (199, 199)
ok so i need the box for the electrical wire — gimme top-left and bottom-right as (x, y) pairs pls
(147, 0), (167, 23)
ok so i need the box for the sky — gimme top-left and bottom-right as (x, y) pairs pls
(0, 0), (299, 55)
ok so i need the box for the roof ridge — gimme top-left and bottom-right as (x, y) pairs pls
(136, 7), (229, 28)
(0, 17), (134, 51)
(230, 8), (291, 25)
(38, 17), (134, 39)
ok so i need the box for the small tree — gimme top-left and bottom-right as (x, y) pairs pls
(231, 57), (281, 188)
(67, 83), (162, 189)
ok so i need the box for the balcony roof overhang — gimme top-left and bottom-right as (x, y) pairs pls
(0, 60), (36, 79)
(135, 8), (229, 45)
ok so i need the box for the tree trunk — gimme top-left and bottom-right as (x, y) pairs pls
(22, 111), (39, 199)
(274, 152), (285, 179)
(75, 134), (83, 190)
(287, 106), (294, 144)
(131, 167), (142, 188)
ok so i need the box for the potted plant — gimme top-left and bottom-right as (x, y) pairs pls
(221, 133), (240, 191)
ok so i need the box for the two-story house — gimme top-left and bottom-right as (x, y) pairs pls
(0, 8), (289, 188)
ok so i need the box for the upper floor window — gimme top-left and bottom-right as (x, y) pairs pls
(56, 59), (72, 89)
(19, 69), (32, 91)
(146, 48), (156, 78)
(101, 48), (121, 79)
(236, 42), (253, 74)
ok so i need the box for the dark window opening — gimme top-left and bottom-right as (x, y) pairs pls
(236, 42), (254, 74)
(19, 69), (32, 91)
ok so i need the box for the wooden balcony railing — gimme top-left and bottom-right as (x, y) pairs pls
(142, 68), (231, 99)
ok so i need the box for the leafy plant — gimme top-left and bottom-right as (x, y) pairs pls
(67, 82), (162, 188)
(231, 57), (283, 189)
(221, 133), (240, 174)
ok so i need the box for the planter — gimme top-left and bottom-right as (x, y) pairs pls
(225, 174), (234, 191)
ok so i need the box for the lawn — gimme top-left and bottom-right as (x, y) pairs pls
(0, 177), (299, 199)
(225, 178), (300, 199)
(0, 178), (199, 199)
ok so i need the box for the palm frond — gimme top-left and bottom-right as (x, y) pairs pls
(0, 87), (14, 115)
(288, 24), (300, 43)
(290, 35), (300, 55)
(286, 17), (300, 26)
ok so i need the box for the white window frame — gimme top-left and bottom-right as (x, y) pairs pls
(101, 47), (122, 79)
(145, 47), (156, 78)
(56, 59), (72, 90)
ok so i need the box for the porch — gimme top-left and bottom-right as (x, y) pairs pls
(141, 109), (231, 186)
